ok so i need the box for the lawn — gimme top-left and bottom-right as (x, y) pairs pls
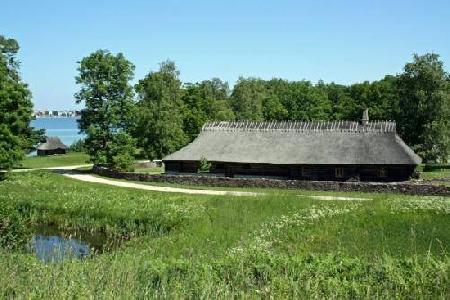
(20, 152), (90, 169)
(421, 168), (450, 180)
(134, 166), (164, 174)
(419, 165), (450, 187)
(0, 171), (449, 298)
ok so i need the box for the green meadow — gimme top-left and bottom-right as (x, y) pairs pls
(1, 171), (449, 298)
(20, 152), (90, 169)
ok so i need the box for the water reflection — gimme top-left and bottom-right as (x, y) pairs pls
(29, 225), (109, 263)
(30, 235), (90, 262)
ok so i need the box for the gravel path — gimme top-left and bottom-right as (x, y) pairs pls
(10, 164), (93, 172)
(10, 164), (260, 196)
(64, 173), (261, 196)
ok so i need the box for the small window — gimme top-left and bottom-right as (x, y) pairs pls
(378, 167), (387, 178)
(335, 168), (344, 178)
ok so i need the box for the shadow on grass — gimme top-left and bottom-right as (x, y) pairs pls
(49, 168), (93, 175)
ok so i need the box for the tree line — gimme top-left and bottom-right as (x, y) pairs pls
(0, 35), (42, 171)
(76, 50), (449, 171)
(1, 34), (449, 172)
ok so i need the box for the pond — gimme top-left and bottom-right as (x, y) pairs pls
(29, 225), (116, 263)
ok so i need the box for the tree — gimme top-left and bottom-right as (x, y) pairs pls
(0, 35), (42, 170)
(262, 79), (289, 120)
(135, 61), (187, 160)
(347, 76), (399, 121)
(182, 78), (234, 141)
(280, 80), (332, 121)
(230, 77), (266, 121)
(262, 93), (288, 120)
(75, 50), (136, 171)
(396, 53), (450, 162)
(325, 83), (357, 120)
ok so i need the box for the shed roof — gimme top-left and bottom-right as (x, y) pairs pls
(36, 136), (68, 151)
(163, 121), (421, 165)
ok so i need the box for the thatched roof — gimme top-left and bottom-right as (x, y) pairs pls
(163, 121), (421, 165)
(36, 137), (68, 151)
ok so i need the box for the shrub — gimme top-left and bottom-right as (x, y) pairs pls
(107, 132), (136, 172)
(0, 203), (31, 250)
(198, 156), (211, 173)
(411, 169), (421, 179)
(423, 164), (450, 172)
(68, 139), (85, 152)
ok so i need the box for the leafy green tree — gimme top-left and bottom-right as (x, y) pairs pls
(280, 80), (331, 121)
(0, 35), (42, 170)
(230, 77), (266, 121)
(325, 83), (357, 120)
(75, 50), (136, 171)
(108, 132), (136, 172)
(348, 76), (399, 121)
(262, 79), (289, 120)
(182, 78), (234, 141)
(372, 75), (400, 121)
(135, 61), (187, 160)
(68, 139), (85, 152)
(396, 53), (450, 162)
(262, 93), (288, 120)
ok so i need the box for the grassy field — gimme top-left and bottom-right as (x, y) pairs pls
(134, 166), (164, 174)
(421, 168), (450, 180)
(418, 165), (450, 187)
(20, 152), (90, 169)
(0, 171), (449, 298)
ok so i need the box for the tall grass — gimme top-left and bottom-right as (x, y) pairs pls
(0, 171), (449, 298)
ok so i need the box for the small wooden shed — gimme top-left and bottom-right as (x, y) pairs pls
(36, 137), (68, 156)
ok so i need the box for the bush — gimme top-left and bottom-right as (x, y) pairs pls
(107, 132), (136, 172)
(423, 164), (450, 172)
(198, 156), (211, 173)
(69, 139), (85, 152)
(411, 169), (421, 179)
(0, 203), (31, 251)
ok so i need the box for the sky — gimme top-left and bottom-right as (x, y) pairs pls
(2, 0), (450, 110)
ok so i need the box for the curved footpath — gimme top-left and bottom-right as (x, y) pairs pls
(11, 164), (92, 172)
(10, 165), (261, 197)
(64, 173), (261, 196)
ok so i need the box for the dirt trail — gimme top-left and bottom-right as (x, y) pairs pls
(11, 164), (260, 196)
(10, 164), (92, 172)
(64, 173), (261, 197)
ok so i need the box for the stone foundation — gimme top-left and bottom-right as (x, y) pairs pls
(92, 166), (450, 197)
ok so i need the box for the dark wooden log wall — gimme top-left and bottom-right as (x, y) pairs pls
(164, 161), (415, 182)
(37, 148), (67, 156)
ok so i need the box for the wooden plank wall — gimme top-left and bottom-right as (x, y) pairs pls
(164, 161), (415, 182)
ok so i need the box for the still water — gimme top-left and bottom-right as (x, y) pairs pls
(29, 225), (110, 263)
(31, 117), (85, 146)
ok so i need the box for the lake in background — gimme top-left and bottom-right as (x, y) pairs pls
(31, 118), (85, 147)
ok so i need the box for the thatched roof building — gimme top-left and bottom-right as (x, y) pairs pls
(36, 137), (68, 156)
(164, 112), (421, 181)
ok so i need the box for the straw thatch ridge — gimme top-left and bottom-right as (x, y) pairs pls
(202, 120), (396, 133)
